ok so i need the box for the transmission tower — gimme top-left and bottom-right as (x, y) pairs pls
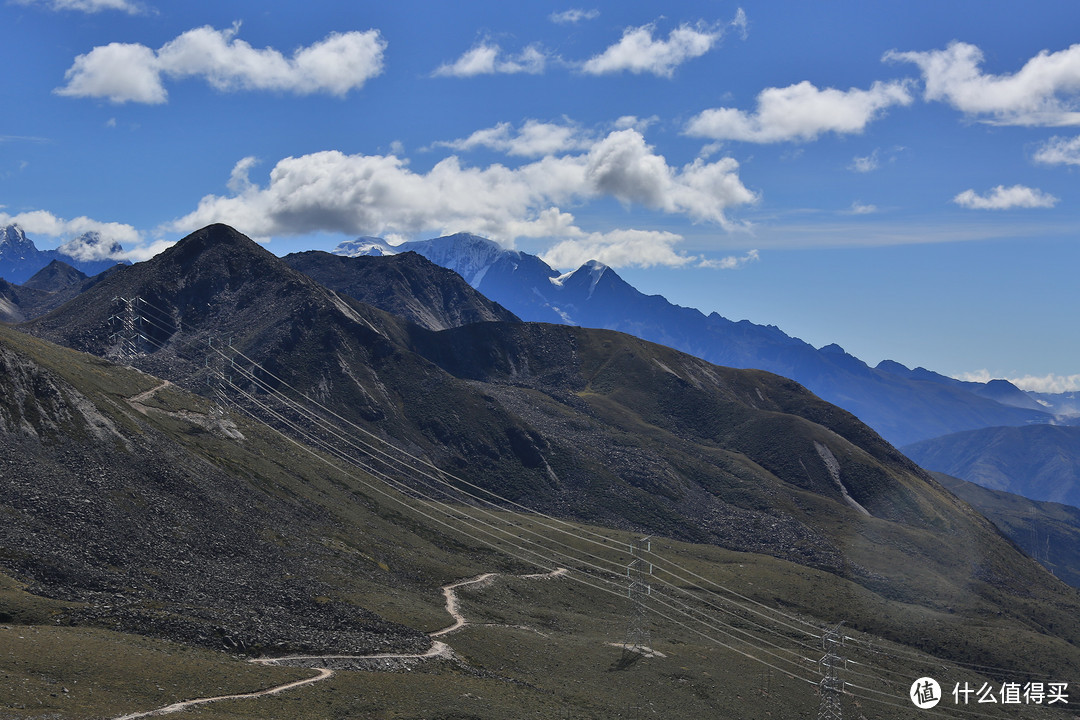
(622, 536), (653, 655)
(817, 622), (845, 720)
(110, 296), (143, 359)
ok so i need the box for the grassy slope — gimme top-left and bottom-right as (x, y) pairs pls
(935, 471), (1080, 589)
(2, 326), (1079, 718)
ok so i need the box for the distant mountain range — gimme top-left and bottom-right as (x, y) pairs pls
(336, 233), (1057, 447)
(904, 425), (1080, 507)
(0, 224), (127, 284)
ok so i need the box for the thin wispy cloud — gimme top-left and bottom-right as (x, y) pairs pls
(685, 80), (913, 143)
(541, 231), (758, 270)
(56, 23), (386, 103)
(953, 184), (1058, 210)
(849, 150), (879, 173)
(11, 0), (144, 13)
(432, 120), (593, 157)
(0, 134), (50, 143)
(887, 41), (1080, 126)
(700, 248), (759, 269)
(549, 8), (598, 24)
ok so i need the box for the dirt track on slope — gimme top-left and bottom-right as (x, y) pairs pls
(111, 568), (568, 718)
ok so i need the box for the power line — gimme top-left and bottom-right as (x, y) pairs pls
(121, 297), (1056, 713)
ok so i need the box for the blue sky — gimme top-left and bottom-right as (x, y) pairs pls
(2, 0), (1079, 390)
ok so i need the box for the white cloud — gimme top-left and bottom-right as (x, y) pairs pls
(614, 115), (659, 132)
(56, 42), (166, 104)
(432, 42), (548, 77)
(1034, 135), (1080, 166)
(165, 129), (756, 243)
(433, 120), (593, 157)
(550, 8), (598, 24)
(845, 202), (878, 215)
(729, 8), (749, 41)
(886, 41), (1080, 126)
(12, 0), (142, 13)
(584, 130), (758, 226)
(952, 184), (1058, 210)
(685, 79), (913, 142)
(227, 156), (260, 194)
(699, 248), (759, 269)
(0, 210), (140, 248)
(581, 21), (723, 77)
(1011, 374), (1080, 394)
(542, 229), (694, 269)
(542, 232), (759, 270)
(849, 150), (879, 173)
(56, 24), (386, 103)
(956, 370), (1080, 394)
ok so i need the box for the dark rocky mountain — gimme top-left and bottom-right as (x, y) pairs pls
(904, 424), (1080, 507)
(337, 234), (1052, 447)
(934, 471), (1080, 588)
(0, 224), (128, 284)
(0, 260), (116, 323)
(0, 278), (52, 323)
(22, 258), (89, 292)
(282, 249), (518, 331)
(8, 223), (1080, 716)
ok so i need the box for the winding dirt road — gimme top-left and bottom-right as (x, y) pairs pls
(111, 567), (567, 719)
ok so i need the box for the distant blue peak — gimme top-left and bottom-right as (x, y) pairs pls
(819, 343), (846, 354)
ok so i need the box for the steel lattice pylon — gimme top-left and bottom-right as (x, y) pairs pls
(817, 622), (845, 720)
(622, 536), (653, 655)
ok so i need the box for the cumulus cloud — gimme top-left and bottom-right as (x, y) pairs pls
(1034, 135), (1080, 165)
(581, 21), (724, 77)
(0, 210), (140, 250)
(952, 184), (1058, 210)
(550, 8), (598, 24)
(12, 0), (142, 13)
(432, 120), (593, 157)
(685, 79), (913, 143)
(844, 202), (878, 215)
(886, 41), (1080, 126)
(55, 24), (386, 103)
(56, 42), (166, 104)
(0, 210), (185, 262)
(432, 42), (548, 77)
(165, 129), (757, 245)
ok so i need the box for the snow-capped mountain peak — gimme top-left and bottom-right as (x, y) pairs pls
(0, 225), (37, 261)
(334, 237), (399, 257)
(57, 231), (125, 263)
(334, 232), (513, 289)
